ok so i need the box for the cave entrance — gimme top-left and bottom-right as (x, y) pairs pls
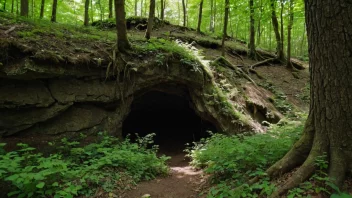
(122, 90), (217, 155)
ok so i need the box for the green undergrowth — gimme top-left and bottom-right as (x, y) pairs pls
(186, 115), (351, 198)
(0, 133), (169, 198)
(186, 117), (305, 197)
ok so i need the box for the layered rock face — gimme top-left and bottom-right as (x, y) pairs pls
(0, 50), (282, 138)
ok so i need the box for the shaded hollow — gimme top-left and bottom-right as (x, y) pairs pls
(122, 90), (217, 155)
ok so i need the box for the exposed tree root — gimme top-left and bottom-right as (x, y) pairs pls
(249, 68), (265, 79)
(250, 58), (276, 69)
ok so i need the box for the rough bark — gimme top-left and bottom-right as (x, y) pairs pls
(145, 0), (155, 40)
(270, 0), (284, 61)
(84, 0), (89, 26)
(182, 0), (186, 27)
(196, 0), (203, 34)
(50, 0), (57, 22)
(109, 0), (113, 18)
(20, 0), (28, 16)
(39, 0), (44, 18)
(115, 0), (131, 52)
(267, 0), (352, 196)
(221, 0), (229, 56)
(286, 0), (294, 69)
(248, 0), (256, 59)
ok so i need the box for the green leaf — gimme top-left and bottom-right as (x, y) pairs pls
(52, 182), (59, 187)
(36, 182), (45, 189)
(7, 191), (20, 197)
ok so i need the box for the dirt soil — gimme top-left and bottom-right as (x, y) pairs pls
(123, 152), (207, 198)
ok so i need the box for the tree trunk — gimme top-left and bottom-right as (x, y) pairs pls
(209, 0), (213, 32)
(50, 0), (57, 22)
(145, 0), (155, 40)
(115, 0), (131, 52)
(266, 0), (352, 196)
(182, 0), (186, 27)
(248, 0), (256, 59)
(11, 0), (14, 13)
(84, 0), (89, 26)
(109, 0), (113, 18)
(221, 0), (229, 56)
(90, 0), (93, 23)
(196, 0), (203, 33)
(3, 0), (6, 11)
(134, 0), (137, 16)
(270, 0), (284, 61)
(140, 0), (143, 17)
(20, 0), (28, 16)
(280, 0), (284, 59)
(286, 0), (294, 68)
(160, 0), (164, 20)
(39, 0), (44, 18)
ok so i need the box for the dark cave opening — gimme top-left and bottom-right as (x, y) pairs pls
(122, 90), (217, 155)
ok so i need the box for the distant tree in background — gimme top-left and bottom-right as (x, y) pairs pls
(84, 0), (90, 26)
(145, 0), (155, 39)
(50, 0), (57, 22)
(196, 0), (203, 34)
(20, 0), (28, 16)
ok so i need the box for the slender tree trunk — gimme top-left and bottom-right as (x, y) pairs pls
(221, 0), (229, 56)
(3, 0), (6, 11)
(270, 0), (284, 61)
(160, 0), (164, 20)
(280, 0), (284, 59)
(11, 0), (14, 13)
(98, 1), (102, 21)
(16, 0), (18, 15)
(145, 0), (155, 39)
(266, 0), (352, 196)
(182, 0), (186, 27)
(39, 0), (44, 18)
(213, 0), (216, 31)
(31, 0), (33, 18)
(256, 0), (263, 46)
(90, 0), (93, 23)
(248, 0), (256, 59)
(140, 0), (143, 17)
(286, 0), (294, 68)
(50, 0), (57, 22)
(177, 0), (180, 25)
(196, 0), (203, 33)
(84, 0), (89, 26)
(115, 0), (131, 52)
(109, 0), (113, 18)
(144, 0), (147, 16)
(20, 0), (28, 16)
(134, 0), (137, 16)
(209, 0), (213, 32)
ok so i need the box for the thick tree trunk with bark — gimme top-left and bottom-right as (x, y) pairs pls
(20, 0), (28, 16)
(248, 0), (256, 59)
(39, 0), (44, 18)
(221, 0), (229, 56)
(115, 0), (131, 52)
(286, 0), (294, 68)
(196, 0), (203, 34)
(270, 0), (284, 61)
(109, 0), (113, 18)
(267, 0), (352, 196)
(50, 0), (57, 22)
(182, 0), (186, 27)
(84, 0), (89, 26)
(145, 0), (155, 40)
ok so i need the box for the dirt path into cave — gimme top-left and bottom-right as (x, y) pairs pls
(123, 152), (207, 198)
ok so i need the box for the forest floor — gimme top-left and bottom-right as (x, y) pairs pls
(123, 152), (207, 198)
